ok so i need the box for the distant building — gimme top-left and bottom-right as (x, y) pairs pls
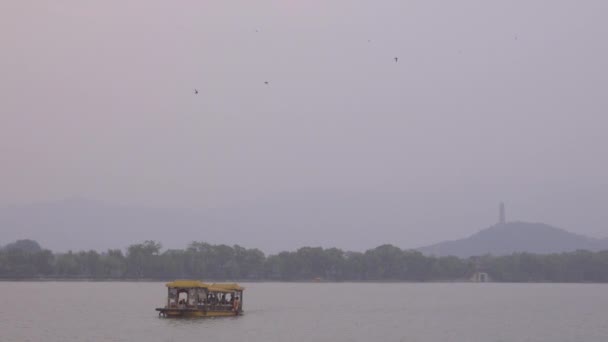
(471, 272), (490, 282)
(499, 202), (506, 225)
(470, 256), (491, 282)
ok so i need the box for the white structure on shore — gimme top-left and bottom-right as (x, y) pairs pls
(471, 272), (490, 282)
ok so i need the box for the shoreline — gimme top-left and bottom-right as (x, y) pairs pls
(1, 278), (607, 284)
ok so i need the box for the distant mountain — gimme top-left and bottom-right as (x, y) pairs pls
(0, 197), (379, 253)
(0, 198), (224, 252)
(0, 194), (457, 254)
(418, 221), (608, 257)
(1, 196), (412, 253)
(4, 198), (607, 257)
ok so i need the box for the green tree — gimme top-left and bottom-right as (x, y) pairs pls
(126, 241), (162, 278)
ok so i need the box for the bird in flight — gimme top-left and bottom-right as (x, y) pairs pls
(394, 57), (399, 63)
(264, 81), (269, 85)
(194, 89), (199, 94)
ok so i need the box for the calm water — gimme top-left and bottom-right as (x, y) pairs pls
(1, 282), (607, 342)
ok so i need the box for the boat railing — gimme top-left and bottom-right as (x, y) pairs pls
(165, 303), (235, 312)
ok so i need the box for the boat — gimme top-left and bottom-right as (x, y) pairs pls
(155, 280), (244, 317)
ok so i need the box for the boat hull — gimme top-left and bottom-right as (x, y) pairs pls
(156, 308), (241, 318)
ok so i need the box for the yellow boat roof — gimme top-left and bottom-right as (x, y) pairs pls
(209, 283), (245, 292)
(165, 280), (210, 289)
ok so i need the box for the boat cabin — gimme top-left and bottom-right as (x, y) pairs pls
(156, 280), (244, 317)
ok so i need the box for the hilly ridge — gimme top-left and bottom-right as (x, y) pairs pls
(2, 199), (607, 256)
(418, 221), (608, 257)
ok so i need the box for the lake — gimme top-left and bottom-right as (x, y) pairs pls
(1, 282), (607, 341)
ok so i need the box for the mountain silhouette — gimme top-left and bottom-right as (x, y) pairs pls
(418, 221), (608, 257)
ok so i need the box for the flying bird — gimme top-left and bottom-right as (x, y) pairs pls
(394, 57), (399, 63)
(264, 81), (269, 85)
(194, 89), (199, 94)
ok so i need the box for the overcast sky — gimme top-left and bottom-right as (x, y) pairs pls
(1, 0), (607, 250)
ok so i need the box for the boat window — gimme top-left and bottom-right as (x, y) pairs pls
(197, 289), (207, 304)
(177, 290), (188, 305)
(168, 288), (177, 306)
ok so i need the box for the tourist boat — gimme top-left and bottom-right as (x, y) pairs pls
(155, 280), (244, 317)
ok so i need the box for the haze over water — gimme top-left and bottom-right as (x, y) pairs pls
(1, 282), (607, 342)
(3, 2), (607, 341)
(2, 0), (608, 252)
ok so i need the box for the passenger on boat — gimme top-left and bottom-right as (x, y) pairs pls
(233, 296), (240, 312)
(208, 293), (218, 304)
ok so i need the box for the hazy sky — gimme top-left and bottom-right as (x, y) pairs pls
(1, 0), (607, 250)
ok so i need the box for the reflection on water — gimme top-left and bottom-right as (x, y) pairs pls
(1, 282), (608, 342)
(161, 315), (242, 327)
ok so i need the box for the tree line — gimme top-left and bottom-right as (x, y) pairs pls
(1, 239), (608, 282)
